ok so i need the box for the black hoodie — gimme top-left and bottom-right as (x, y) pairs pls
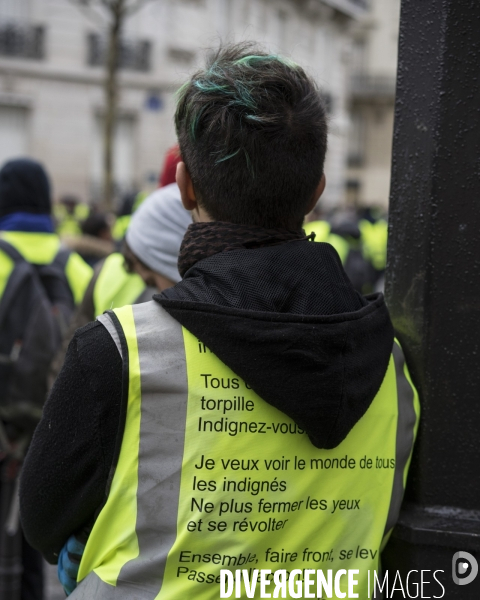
(20, 239), (393, 562)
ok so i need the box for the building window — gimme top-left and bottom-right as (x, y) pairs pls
(347, 110), (366, 167)
(167, 46), (195, 64)
(346, 178), (361, 206)
(87, 34), (152, 72)
(0, 24), (45, 60)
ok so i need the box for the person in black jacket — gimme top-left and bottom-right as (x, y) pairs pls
(19, 43), (408, 599)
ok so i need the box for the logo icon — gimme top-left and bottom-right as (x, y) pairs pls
(452, 551), (478, 586)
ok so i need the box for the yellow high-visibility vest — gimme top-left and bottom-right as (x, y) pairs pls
(0, 231), (92, 304)
(304, 221), (350, 265)
(54, 203), (90, 237)
(359, 220), (388, 271)
(93, 253), (145, 317)
(73, 301), (419, 600)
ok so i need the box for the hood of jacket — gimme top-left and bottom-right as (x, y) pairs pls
(156, 240), (393, 449)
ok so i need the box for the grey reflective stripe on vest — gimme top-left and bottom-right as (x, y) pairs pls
(91, 301), (188, 599)
(70, 571), (116, 599)
(383, 341), (417, 536)
(97, 312), (123, 358)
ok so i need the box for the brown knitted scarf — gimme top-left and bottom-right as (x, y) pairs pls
(178, 221), (309, 277)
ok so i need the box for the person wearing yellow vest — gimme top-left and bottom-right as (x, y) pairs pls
(0, 160), (92, 310)
(111, 191), (149, 242)
(54, 196), (90, 238)
(359, 218), (388, 273)
(21, 45), (419, 600)
(0, 158), (92, 600)
(303, 219), (350, 265)
(52, 183), (191, 348)
(304, 216), (379, 294)
(48, 184), (191, 388)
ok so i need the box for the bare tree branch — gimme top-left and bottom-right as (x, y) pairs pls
(69, 0), (157, 37)
(124, 0), (159, 17)
(66, 0), (108, 27)
(100, 0), (116, 10)
(69, 0), (160, 209)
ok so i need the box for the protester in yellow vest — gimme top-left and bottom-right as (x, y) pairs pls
(303, 219), (350, 264)
(54, 196), (90, 238)
(304, 218), (378, 294)
(48, 184), (192, 385)
(359, 218), (388, 272)
(21, 46), (419, 600)
(111, 191), (148, 242)
(63, 183), (191, 328)
(0, 160), (92, 307)
(0, 158), (92, 600)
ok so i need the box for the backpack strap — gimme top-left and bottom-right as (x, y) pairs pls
(35, 245), (74, 309)
(0, 238), (25, 264)
(0, 240), (71, 271)
(0, 239), (34, 329)
(51, 246), (71, 272)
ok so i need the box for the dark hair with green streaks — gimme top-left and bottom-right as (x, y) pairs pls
(175, 42), (328, 229)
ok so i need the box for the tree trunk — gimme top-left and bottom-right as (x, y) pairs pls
(103, 0), (124, 211)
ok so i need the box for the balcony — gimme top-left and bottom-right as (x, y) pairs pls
(350, 74), (396, 101)
(0, 23), (45, 60)
(87, 34), (152, 72)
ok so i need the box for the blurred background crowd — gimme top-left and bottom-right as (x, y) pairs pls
(0, 0), (399, 295)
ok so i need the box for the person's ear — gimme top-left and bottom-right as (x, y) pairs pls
(176, 161), (213, 223)
(176, 162), (197, 211)
(305, 174), (326, 215)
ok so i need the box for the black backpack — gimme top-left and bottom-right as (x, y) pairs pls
(0, 239), (74, 433)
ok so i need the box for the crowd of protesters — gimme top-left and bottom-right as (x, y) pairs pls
(0, 146), (187, 599)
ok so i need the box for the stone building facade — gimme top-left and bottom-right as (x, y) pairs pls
(0, 0), (367, 208)
(346, 0), (400, 209)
